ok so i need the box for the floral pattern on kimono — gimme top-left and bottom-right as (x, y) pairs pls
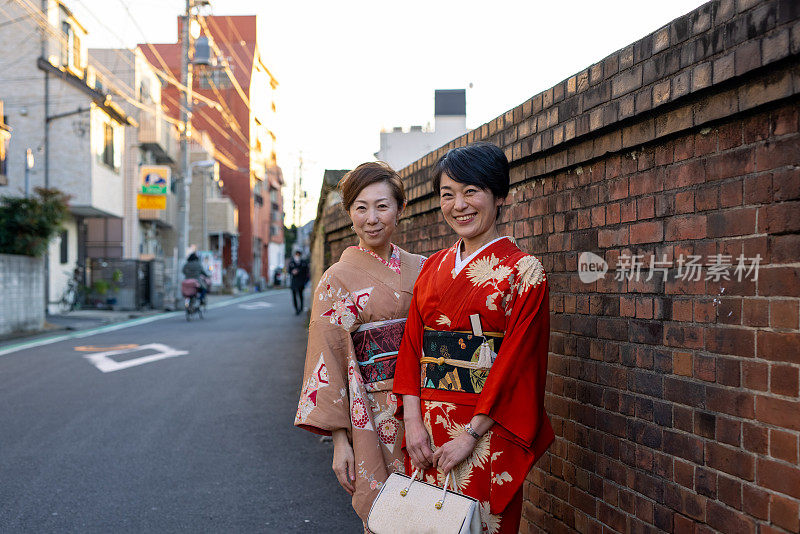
(295, 244), (425, 522)
(394, 237), (553, 534)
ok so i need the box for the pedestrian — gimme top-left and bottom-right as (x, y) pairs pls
(288, 250), (309, 315)
(393, 143), (553, 533)
(294, 161), (425, 529)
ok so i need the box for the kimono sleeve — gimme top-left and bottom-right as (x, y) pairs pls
(294, 272), (354, 436)
(473, 255), (551, 449)
(392, 284), (425, 419)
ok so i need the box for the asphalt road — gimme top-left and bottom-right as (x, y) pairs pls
(0, 291), (362, 533)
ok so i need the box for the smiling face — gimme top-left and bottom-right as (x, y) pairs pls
(439, 172), (504, 251)
(348, 181), (402, 254)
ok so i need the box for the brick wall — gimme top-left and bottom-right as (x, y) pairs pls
(319, 1), (800, 532)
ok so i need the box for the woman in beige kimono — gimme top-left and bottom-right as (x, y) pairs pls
(294, 161), (425, 526)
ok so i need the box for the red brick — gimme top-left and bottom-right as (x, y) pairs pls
(716, 417), (741, 446)
(716, 357), (741, 387)
(707, 207), (757, 238)
(772, 105), (799, 135)
(674, 351), (693, 376)
(743, 174), (772, 204)
(706, 442), (755, 481)
(742, 484), (770, 520)
(598, 228), (628, 248)
(743, 113), (771, 143)
(665, 215), (707, 241)
(609, 177), (629, 200)
(719, 180), (743, 208)
(756, 137), (800, 172)
(693, 354), (716, 382)
(674, 459), (694, 487)
(772, 166), (800, 201)
(705, 148), (755, 181)
(770, 428), (799, 464)
(742, 361), (768, 391)
(694, 300), (716, 323)
(717, 122), (742, 151)
(743, 422), (768, 454)
(717, 474), (742, 510)
(706, 500), (755, 534)
(620, 199), (637, 222)
(606, 202), (621, 224)
(664, 324), (704, 349)
(771, 234), (800, 263)
(695, 186), (719, 211)
(664, 484), (706, 521)
(770, 363), (799, 397)
(636, 196), (655, 220)
(771, 299), (800, 330)
(758, 331), (800, 364)
(705, 327), (755, 357)
(706, 386), (754, 419)
(629, 221), (663, 244)
(760, 201), (800, 234)
(667, 160), (706, 188)
(742, 299), (769, 327)
(756, 396), (800, 432)
(664, 431), (705, 464)
(770, 493), (800, 532)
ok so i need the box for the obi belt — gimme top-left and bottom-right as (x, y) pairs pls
(421, 327), (504, 394)
(352, 318), (406, 385)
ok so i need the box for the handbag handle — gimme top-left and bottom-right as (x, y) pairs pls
(399, 469), (457, 511)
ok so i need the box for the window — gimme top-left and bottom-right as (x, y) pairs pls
(102, 122), (114, 168)
(59, 230), (68, 264)
(254, 193), (264, 207)
(60, 21), (81, 71)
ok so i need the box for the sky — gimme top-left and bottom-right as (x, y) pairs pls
(69, 0), (708, 225)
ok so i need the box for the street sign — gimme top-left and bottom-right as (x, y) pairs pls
(137, 194), (166, 210)
(140, 165), (170, 195)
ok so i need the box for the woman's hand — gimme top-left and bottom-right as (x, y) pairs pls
(402, 395), (433, 471)
(432, 433), (475, 474)
(331, 429), (356, 495)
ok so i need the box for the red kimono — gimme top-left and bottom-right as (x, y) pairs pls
(393, 237), (553, 534)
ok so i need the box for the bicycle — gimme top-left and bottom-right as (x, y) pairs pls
(57, 270), (81, 313)
(181, 279), (207, 321)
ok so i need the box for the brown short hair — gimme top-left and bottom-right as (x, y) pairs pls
(339, 161), (406, 211)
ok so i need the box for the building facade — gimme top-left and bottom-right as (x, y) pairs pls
(141, 15), (283, 285)
(0, 0), (134, 311)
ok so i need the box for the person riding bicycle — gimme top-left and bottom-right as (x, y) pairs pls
(182, 252), (210, 304)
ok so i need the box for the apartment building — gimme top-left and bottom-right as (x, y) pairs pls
(0, 0), (134, 311)
(141, 15), (284, 284)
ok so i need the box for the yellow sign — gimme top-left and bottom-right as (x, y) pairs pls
(140, 165), (170, 195)
(137, 194), (166, 210)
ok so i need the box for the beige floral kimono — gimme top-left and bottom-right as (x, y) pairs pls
(295, 245), (424, 521)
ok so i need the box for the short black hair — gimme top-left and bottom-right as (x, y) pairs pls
(432, 142), (509, 199)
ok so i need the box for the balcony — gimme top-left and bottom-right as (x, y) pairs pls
(138, 108), (175, 164)
(206, 197), (238, 236)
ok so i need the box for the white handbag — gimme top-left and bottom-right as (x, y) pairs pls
(367, 470), (481, 534)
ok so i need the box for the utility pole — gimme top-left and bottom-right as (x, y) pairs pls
(176, 0), (194, 307)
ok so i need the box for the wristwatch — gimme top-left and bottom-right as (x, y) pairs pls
(464, 423), (482, 440)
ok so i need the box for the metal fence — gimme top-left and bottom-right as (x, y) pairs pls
(85, 258), (167, 311)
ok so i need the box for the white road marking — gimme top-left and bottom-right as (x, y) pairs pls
(239, 302), (273, 309)
(0, 292), (279, 357)
(83, 343), (188, 373)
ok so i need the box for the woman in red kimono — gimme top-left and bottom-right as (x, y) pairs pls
(393, 143), (553, 533)
(295, 162), (425, 529)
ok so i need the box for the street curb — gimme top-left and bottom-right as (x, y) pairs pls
(0, 291), (278, 357)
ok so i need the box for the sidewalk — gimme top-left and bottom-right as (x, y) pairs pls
(0, 291), (275, 349)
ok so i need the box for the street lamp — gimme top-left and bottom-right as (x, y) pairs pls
(24, 148), (34, 198)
